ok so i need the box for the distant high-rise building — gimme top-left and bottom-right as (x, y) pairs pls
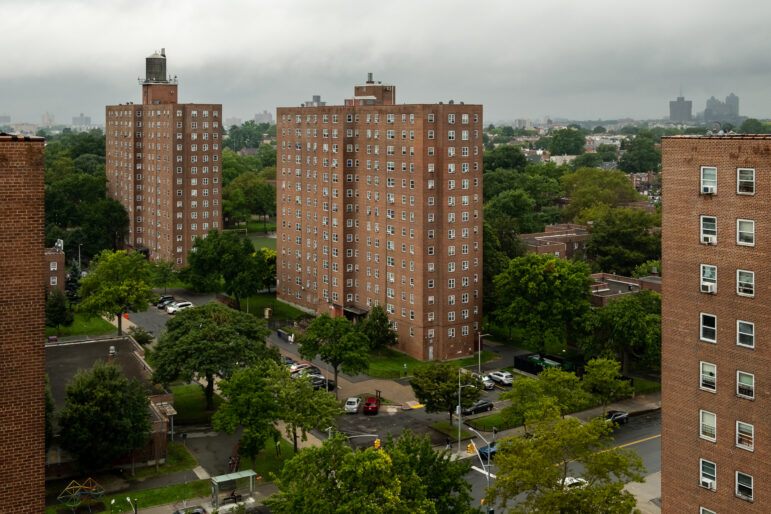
(276, 74), (484, 361)
(41, 112), (55, 127)
(225, 117), (242, 128)
(72, 113), (91, 127)
(254, 110), (274, 124)
(669, 96), (692, 122)
(704, 93), (740, 122)
(0, 132), (46, 513)
(725, 93), (739, 117)
(106, 49), (223, 266)
(662, 134), (768, 512)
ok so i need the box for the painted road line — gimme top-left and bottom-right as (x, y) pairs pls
(611, 433), (661, 450)
(472, 466), (497, 479)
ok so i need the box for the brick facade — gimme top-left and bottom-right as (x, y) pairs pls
(0, 133), (46, 512)
(44, 247), (65, 292)
(106, 51), (222, 266)
(277, 77), (483, 361)
(662, 135), (771, 513)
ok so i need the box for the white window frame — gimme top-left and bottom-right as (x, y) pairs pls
(701, 264), (717, 293)
(701, 166), (717, 193)
(736, 471), (753, 501)
(737, 320), (754, 348)
(737, 269), (754, 297)
(700, 409), (716, 441)
(700, 313), (716, 343)
(700, 361), (716, 392)
(700, 458), (716, 490)
(737, 371), (754, 399)
(737, 168), (755, 195)
(700, 215), (717, 245)
(700, 508), (716, 514)
(736, 421), (754, 451)
(737, 219), (755, 246)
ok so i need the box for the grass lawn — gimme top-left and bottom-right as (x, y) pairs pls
(130, 441), (197, 479)
(431, 420), (474, 441)
(466, 412), (520, 432)
(45, 313), (115, 338)
(247, 219), (277, 233)
(366, 348), (498, 379)
(250, 438), (295, 480)
(632, 377), (661, 394)
(247, 234), (276, 251)
(46, 479), (210, 513)
(170, 384), (223, 425)
(243, 293), (307, 320)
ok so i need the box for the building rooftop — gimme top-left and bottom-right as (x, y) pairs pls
(665, 134), (771, 140)
(0, 132), (44, 142)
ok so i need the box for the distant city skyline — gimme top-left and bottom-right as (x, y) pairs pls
(3, 0), (771, 124)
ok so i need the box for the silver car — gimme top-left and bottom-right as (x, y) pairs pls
(488, 371), (514, 385)
(344, 397), (361, 414)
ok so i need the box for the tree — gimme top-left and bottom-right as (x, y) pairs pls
(256, 248), (277, 292)
(266, 434), (425, 513)
(586, 207), (661, 276)
(483, 189), (537, 233)
(213, 362), (282, 468)
(487, 417), (644, 513)
(592, 125), (607, 134)
(151, 259), (177, 294)
(65, 261), (82, 302)
(45, 289), (74, 335)
(79, 198), (129, 254)
(409, 362), (482, 425)
(266, 363), (341, 453)
(152, 303), (276, 409)
(549, 128), (586, 155)
(58, 361), (150, 472)
(631, 259), (661, 278)
(482, 144), (527, 172)
(596, 143), (618, 162)
(482, 221), (509, 316)
(299, 314), (369, 399)
(359, 304), (398, 352)
(561, 167), (640, 221)
(582, 358), (633, 413)
(618, 134), (660, 173)
(78, 250), (154, 335)
(739, 118), (765, 134)
(493, 254), (592, 354)
(571, 153), (602, 169)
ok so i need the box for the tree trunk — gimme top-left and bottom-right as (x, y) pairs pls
(205, 374), (215, 411)
(131, 450), (135, 476)
(292, 426), (298, 453)
(622, 350), (630, 376)
(117, 312), (123, 336)
(333, 367), (339, 400)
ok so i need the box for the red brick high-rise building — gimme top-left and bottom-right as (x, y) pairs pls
(106, 50), (223, 265)
(662, 135), (771, 513)
(277, 75), (483, 361)
(0, 132), (46, 512)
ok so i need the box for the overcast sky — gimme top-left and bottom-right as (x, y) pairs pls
(2, 0), (769, 125)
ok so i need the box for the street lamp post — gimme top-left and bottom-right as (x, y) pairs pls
(125, 497), (138, 514)
(468, 426), (494, 489)
(458, 369), (475, 455)
(477, 333), (491, 374)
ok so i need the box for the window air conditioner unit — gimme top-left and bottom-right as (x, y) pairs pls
(701, 478), (715, 490)
(702, 235), (716, 245)
(701, 282), (716, 294)
(702, 185), (716, 195)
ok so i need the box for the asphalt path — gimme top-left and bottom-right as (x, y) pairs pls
(464, 410), (661, 509)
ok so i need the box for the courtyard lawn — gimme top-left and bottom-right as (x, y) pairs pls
(367, 348), (498, 379)
(130, 441), (198, 480)
(632, 377), (661, 395)
(170, 384), (223, 425)
(431, 420), (474, 441)
(466, 412), (520, 432)
(242, 293), (307, 320)
(247, 234), (276, 251)
(247, 218), (277, 233)
(45, 313), (115, 338)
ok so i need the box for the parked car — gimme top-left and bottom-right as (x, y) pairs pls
(478, 442), (498, 460)
(488, 371), (514, 385)
(282, 355), (295, 367)
(291, 363), (321, 376)
(461, 400), (494, 416)
(307, 373), (336, 391)
(480, 374), (495, 390)
(363, 397), (380, 414)
(560, 477), (588, 489)
(344, 397), (361, 414)
(290, 361), (314, 373)
(156, 295), (174, 308)
(167, 301), (192, 314)
(172, 507), (207, 514)
(605, 410), (629, 425)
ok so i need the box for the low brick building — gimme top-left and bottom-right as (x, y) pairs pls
(521, 223), (589, 259)
(589, 272), (661, 307)
(44, 247), (65, 292)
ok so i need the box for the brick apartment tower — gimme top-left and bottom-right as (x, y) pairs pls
(106, 50), (223, 266)
(277, 75), (483, 361)
(0, 133), (46, 512)
(662, 135), (771, 513)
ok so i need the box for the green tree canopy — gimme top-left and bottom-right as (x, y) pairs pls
(549, 128), (586, 155)
(618, 134), (660, 173)
(359, 304), (398, 352)
(152, 303), (276, 409)
(298, 314), (370, 399)
(739, 118), (765, 134)
(58, 361), (150, 471)
(482, 144), (527, 172)
(45, 289), (74, 335)
(78, 250), (153, 335)
(487, 417), (645, 513)
(482, 220), (510, 315)
(586, 207), (661, 276)
(582, 358), (633, 413)
(409, 362), (482, 424)
(571, 153), (602, 169)
(561, 167), (641, 221)
(631, 259), (661, 278)
(493, 254), (592, 353)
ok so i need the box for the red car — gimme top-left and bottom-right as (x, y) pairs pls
(289, 362), (313, 374)
(363, 397), (380, 415)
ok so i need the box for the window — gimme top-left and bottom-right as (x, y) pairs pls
(700, 216), (717, 244)
(701, 166), (717, 194)
(737, 320), (754, 348)
(700, 410), (716, 441)
(737, 371), (754, 399)
(737, 269), (754, 297)
(49, 261), (57, 271)
(737, 421), (754, 450)
(737, 168), (755, 194)
(736, 471), (753, 501)
(700, 459), (716, 490)
(737, 219), (755, 246)
(700, 362), (716, 392)
(701, 264), (716, 293)
(50, 276), (57, 286)
(700, 509), (716, 514)
(700, 313), (716, 342)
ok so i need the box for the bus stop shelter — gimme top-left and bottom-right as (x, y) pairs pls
(210, 469), (260, 508)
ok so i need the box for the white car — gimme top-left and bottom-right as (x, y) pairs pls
(344, 397), (361, 414)
(481, 374), (495, 390)
(561, 477), (588, 489)
(488, 371), (514, 385)
(167, 301), (192, 314)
